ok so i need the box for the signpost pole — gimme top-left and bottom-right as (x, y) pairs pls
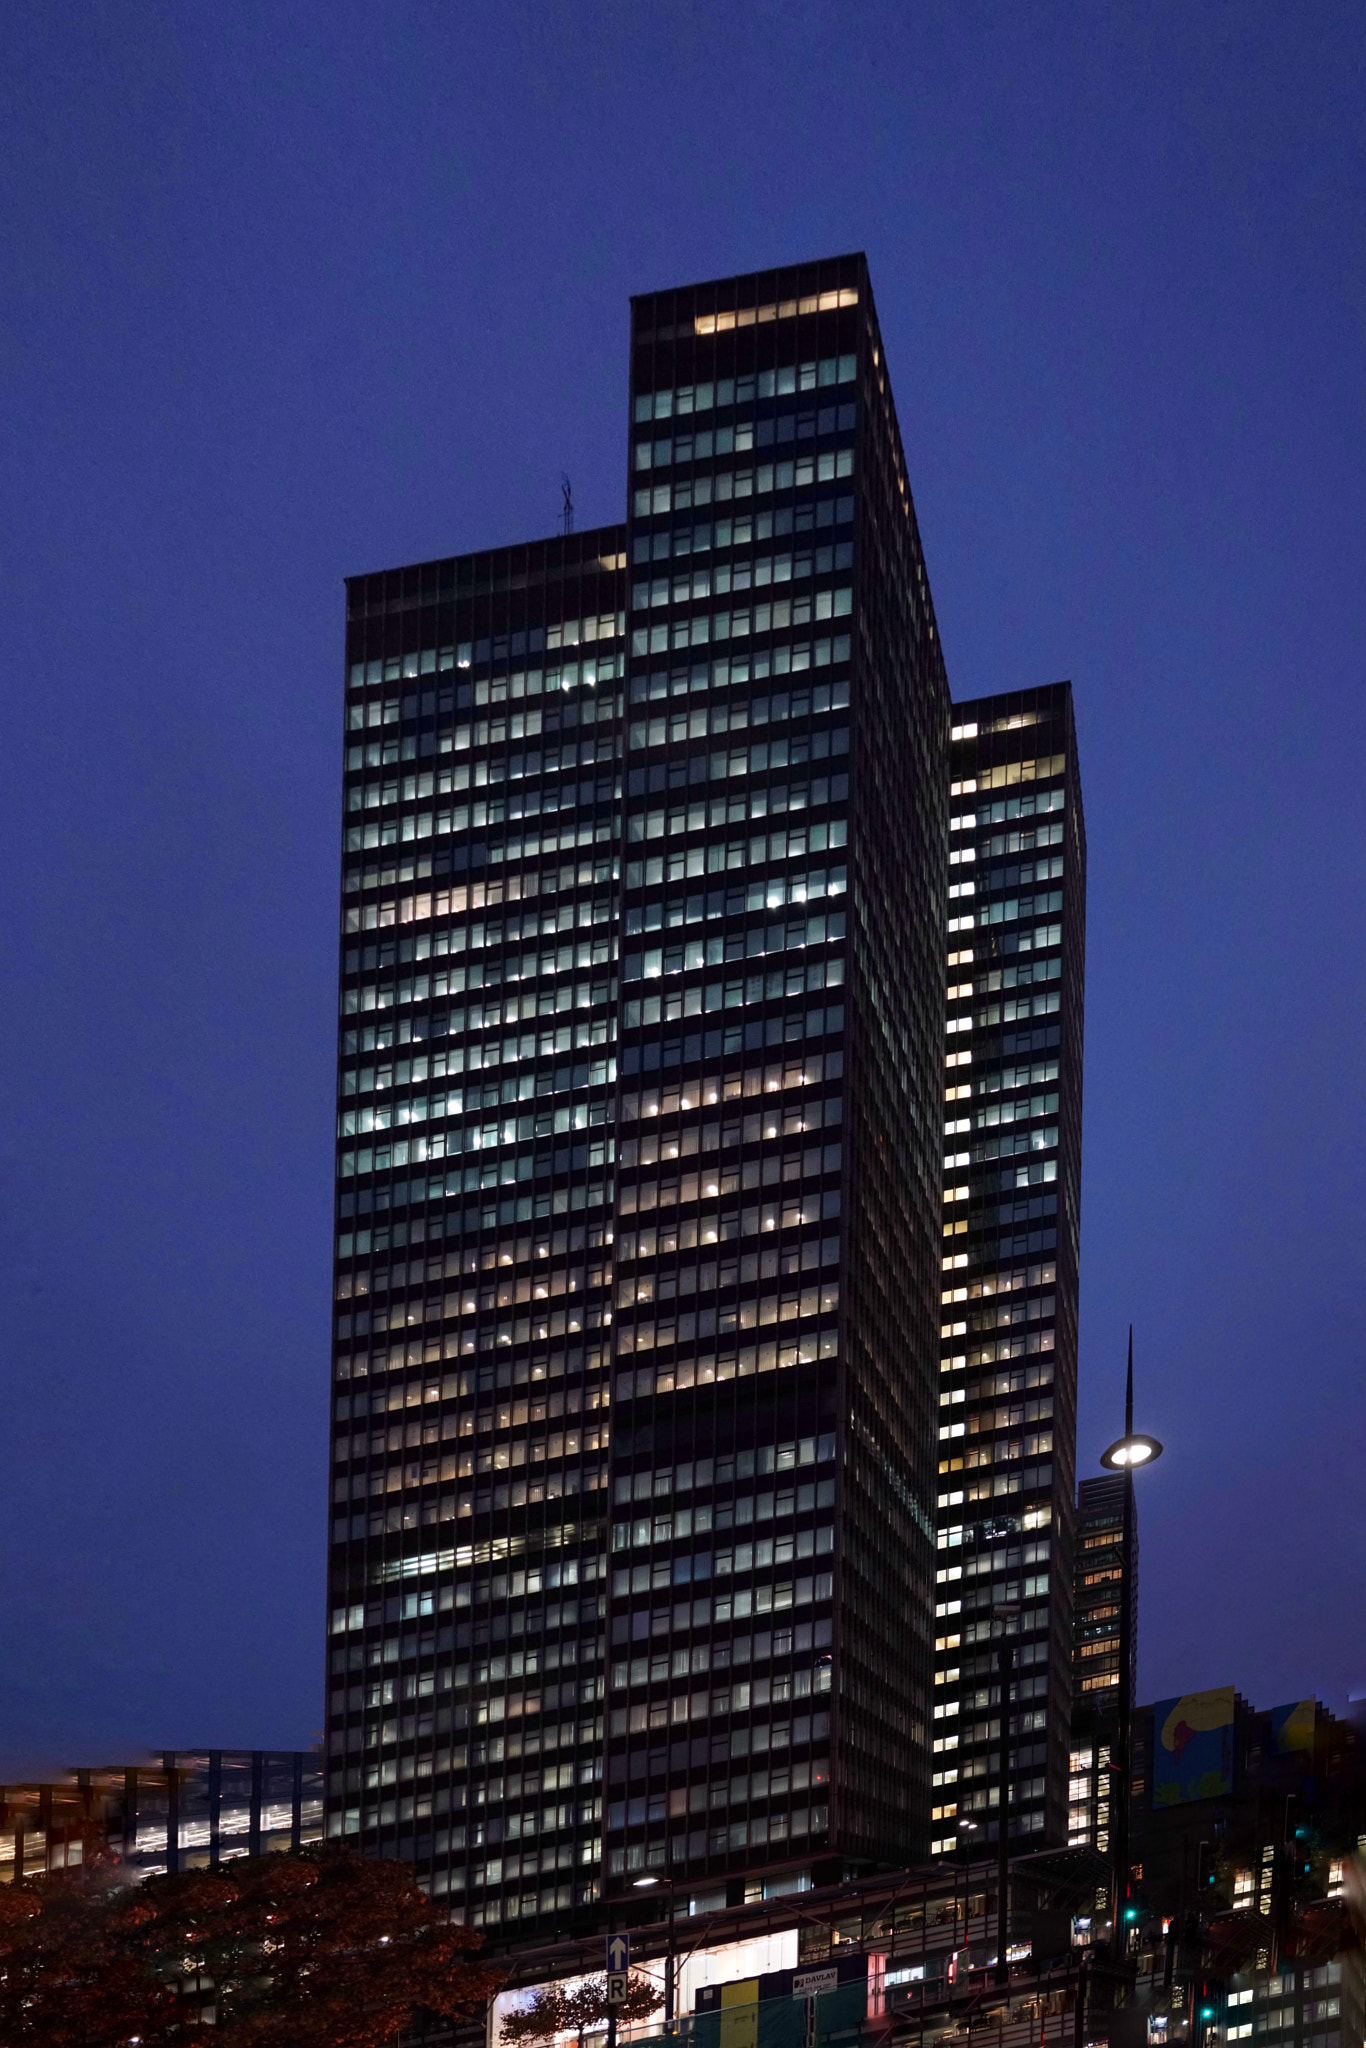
(606, 1930), (629, 2048)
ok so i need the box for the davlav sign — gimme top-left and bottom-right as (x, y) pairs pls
(792, 1970), (839, 2000)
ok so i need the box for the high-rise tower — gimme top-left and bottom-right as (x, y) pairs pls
(327, 529), (628, 1925)
(931, 686), (1086, 1857)
(323, 260), (1084, 1945)
(607, 257), (948, 1897)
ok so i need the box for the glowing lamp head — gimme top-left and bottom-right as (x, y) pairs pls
(633, 1875), (660, 1887)
(1100, 1432), (1163, 1471)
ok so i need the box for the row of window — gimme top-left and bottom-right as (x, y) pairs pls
(936, 1545), (1052, 1594)
(344, 874), (607, 934)
(333, 1459), (610, 1513)
(337, 1130), (610, 1183)
(941, 1258), (1058, 1307)
(936, 1506), (1053, 1557)
(345, 660), (620, 729)
(617, 1199), (834, 1261)
(344, 966), (611, 1032)
(629, 680), (850, 745)
(621, 956), (845, 1033)
(939, 1395), (1054, 1445)
(619, 1280), (840, 1356)
(337, 1278), (611, 1358)
(948, 1162), (1059, 1209)
(343, 927), (609, 985)
(606, 1755), (827, 1837)
(336, 1205), (607, 1266)
(344, 853), (608, 908)
(618, 1141), (843, 1217)
(606, 1803), (829, 1872)
(339, 1054), (612, 1104)
(626, 870), (846, 941)
(614, 1324), (839, 1403)
(633, 354), (858, 420)
(950, 757), (1067, 800)
(634, 501), (854, 564)
(614, 1488), (837, 1553)
(627, 772), (849, 841)
(633, 633), (854, 690)
(944, 1126), (1058, 1168)
(338, 1098), (612, 1153)
(950, 786), (1064, 827)
(346, 614), (623, 691)
(944, 1091), (1059, 1140)
(614, 1438), (836, 1506)
(344, 793), (615, 859)
(634, 406), (856, 469)
(623, 911), (846, 984)
(634, 450), (855, 521)
(632, 547), (853, 612)
(952, 1056), (1060, 1106)
(619, 1233), (838, 1298)
(947, 889), (1064, 936)
(333, 1392), (603, 1460)
(945, 1297), (1058, 1343)
(953, 858), (1067, 901)
(631, 586), (852, 654)
(345, 739), (616, 811)
(625, 1049), (839, 1122)
(951, 823), (1066, 866)
(946, 965), (1063, 1036)
(625, 819), (847, 891)
(332, 1418), (606, 1471)
(333, 1270), (614, 1374)
(941, 1329), (1057, 1379)
(346, 699), (614, 769)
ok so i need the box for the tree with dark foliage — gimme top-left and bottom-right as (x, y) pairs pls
(0, 1842), (503, 2046)
(500, 1973), (662, 2047)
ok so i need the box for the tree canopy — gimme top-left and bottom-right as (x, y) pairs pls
(501, 1972), (663, 2046)
(0, 1841), (503, 2046)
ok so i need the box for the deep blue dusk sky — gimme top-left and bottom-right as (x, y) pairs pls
(2, 2), (1363, 1775)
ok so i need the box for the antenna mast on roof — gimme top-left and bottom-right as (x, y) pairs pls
(560, 474), (574, 536)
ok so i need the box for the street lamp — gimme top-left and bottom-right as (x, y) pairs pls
(1099, 1329), (1163, 1963)
(633, 1863), (678, 2034)
(957, 1819), (979, 1957)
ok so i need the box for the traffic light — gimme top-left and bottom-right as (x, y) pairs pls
(1194, 1977), (1225, 2044)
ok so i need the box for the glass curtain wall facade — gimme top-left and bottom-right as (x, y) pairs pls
(609, 255), (948, 1899)
(931, 686), (1086, 1858)
(326, 531), (629, 1927)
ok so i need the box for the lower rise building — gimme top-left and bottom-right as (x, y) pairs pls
(1068, 1473), (1137, 1853)
(0, 1749), (323, 1883)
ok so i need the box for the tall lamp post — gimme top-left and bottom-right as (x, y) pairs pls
(957, 1817), (979, 1956)
(633, 1856), (678, 2035)
(1099, 1329), (1163, 1965)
